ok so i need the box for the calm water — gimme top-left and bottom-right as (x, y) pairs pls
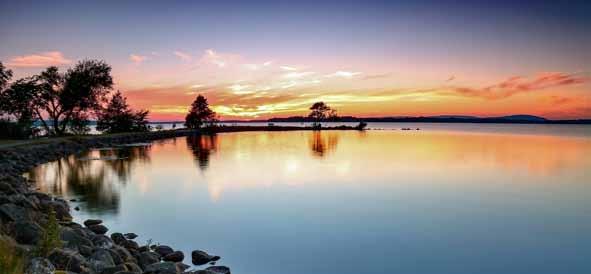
(28, 124), (591, 274)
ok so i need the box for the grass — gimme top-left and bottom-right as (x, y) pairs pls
(0, 235), (26, 274)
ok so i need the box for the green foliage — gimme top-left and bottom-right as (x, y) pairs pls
(0, 235), (25, 274)
(96, 90), (149, 133)
(0, 62), (13, 92)
(185, 94), (216, 129)
(36, 209), (62, 257)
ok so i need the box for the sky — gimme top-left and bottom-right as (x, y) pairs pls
(1, 0), (590, 120)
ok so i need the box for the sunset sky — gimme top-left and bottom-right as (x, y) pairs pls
(1, 0), (590, 120)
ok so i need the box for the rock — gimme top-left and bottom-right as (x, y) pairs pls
(162, 251), (184, 262)
(88, 224), (109, 234)
(111, 232), (126, 245)
(122, 239), (139, 250)
(79, 245), (93, 257)
(101, 264), (127, 274)
(205, 266), (231, 274)
(123, 262), (143, 273)
(191, 250), (220, 266)
(113, 272), (137, 274)
(47, 248), (86, 273)
(154, 245), (174, 257)
(112, 245), (135, 263)
(144, 261), (180, 274)
(0, 182), (17, 195)
(137, 251), (160, 269)
(0, 203), (33, 222)
(124, 233), (138, 239)
(92, 234), (114, 249)
(13, 221), (44, 245)
(84, 219), (103, 226)
(176, 262), (190, 272)
(90, 248), (116, 266)
(25, 257), (55, 274)
(74, 206), (80, 211)
(107, 248), (124, 265)
(61, 226), (94, 250)
(46, 200), (71, 221)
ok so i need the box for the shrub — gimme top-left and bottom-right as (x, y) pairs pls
(36, 208), (62, 257)
(0, 235), (25, 274)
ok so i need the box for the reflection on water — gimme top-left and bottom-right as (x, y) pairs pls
(308, 131), (339, 158)
(29, 127), (591, 274)
(186, 135), (218, 170)
(28, 146), (151, 215)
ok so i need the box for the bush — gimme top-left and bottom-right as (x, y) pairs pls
(0, 119), (32, 139)
(0, 235), (25, 274)
(36, 209), (62, 257)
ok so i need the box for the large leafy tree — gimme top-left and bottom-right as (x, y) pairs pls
(185, 95), (216, 129)
(0, 62), (12, 91)
(96, 90), (149, 133)
(308, 101), (336, 127)
(34, 60), (113, 135)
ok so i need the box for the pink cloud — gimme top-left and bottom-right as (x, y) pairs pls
(173, 51), (192, 62)
(129, 54), (148, 63)
(8, 51), (72, 68)
(451, 72), (588, 99)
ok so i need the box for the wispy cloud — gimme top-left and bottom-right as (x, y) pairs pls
(174, 51), (193, 62)
(362, 73), (391, 80)
(129, 54), (148, 64)
(325, 71), (362, 78)
(8, 51), (72, 68)
(201, 49), (242, 68)
(449, 72), (588, 100)
(280, 66), (298, 71)
(283, 71), (315, 79)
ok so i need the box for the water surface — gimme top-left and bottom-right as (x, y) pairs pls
(29, 124), (591, 274)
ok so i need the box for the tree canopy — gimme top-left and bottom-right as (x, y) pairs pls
(185, 95), (216, 129)
(308, 101), (337, 127)
(96, 90), (149, 133)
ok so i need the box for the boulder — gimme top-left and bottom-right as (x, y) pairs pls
(154, 245), (174, 257)
(25, 257), (55, 274)
(101, 264), (127, 274)
(123, 262), (143, 273)
(137, 251), (160, 269)
(124, 233), (138, 239)
(84, 219), (103, 226)
(90, 248), (115, 266)
(144, 261), (180, 274)
(0, 203), (33, 222)
(191, 250), (220, 265)
(47, 248), (86, 273)
(176, 262), (190, 272)
(111, 232), (126, 245)
(92, 234), (114, 249)
(88, 224), (109, 234)
(205, 266), (230, 274)
(112, 245), (135, 263)
(13, 221), (44, 245)
(122, 239), (139, 250)
(162, 251), (184, 262)
(61, 226), (94, 249)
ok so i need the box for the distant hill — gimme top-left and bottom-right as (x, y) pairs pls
(491, 115), (547, 122)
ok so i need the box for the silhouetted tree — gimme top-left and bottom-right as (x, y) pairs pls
(96, 90), (149, 133)
(185, 95), (216, 129)
(0, 61), (12, 91)
(33, 60), (114, 135)
(308, 101), (336, 128)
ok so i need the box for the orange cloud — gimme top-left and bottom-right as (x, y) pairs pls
(8, 51), (72, 68)
(450, 72), (587, 99)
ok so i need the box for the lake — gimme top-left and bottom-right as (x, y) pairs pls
(28, 124), (591, 274)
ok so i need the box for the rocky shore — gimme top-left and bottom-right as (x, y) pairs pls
(0, 129), (230, 274)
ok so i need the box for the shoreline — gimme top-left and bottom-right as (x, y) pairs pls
(0, 125), (361, 274)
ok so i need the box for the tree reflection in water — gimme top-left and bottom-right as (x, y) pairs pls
(28, 146), (151, 216)
(308, 131), (339, 158)
(186, 134), (219, 171)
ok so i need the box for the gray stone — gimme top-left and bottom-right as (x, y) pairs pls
(88, 224), (109, 234)
(13, 221), (44, 245)
(84, 219), (103, 226)
(124, 233), (138, 239)
(47, 248), (86, 273)
(101, 264), (126, 274)
(111, 232), (126, 245)
(154, 245), (174, 257)
(0, 203), (33, 222)
(205, 266), (230, 274)
(138, 251), (160, 269)
(144, 261), (180, 274)
(25, 257), (55, 274)
(92, 234), (114, 248)
(191, 250), (220, 266)
(162, 251), (184, 262)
